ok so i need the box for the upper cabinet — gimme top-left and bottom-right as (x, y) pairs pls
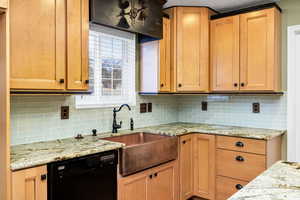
(141, 7), (214, 94)
(211, 16), (240, 91)
(175, 7), (213, 92)
(159, 17), (172, 92)
(211, 7), (281, 92)
(240, 8), (281, 91)
(140, 17), (172, 94)
(10, 0), (89, 91)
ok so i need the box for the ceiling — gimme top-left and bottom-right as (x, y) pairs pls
(164, 0), (279, 12)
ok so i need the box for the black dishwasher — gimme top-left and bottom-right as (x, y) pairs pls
(48, 150), (118, 200)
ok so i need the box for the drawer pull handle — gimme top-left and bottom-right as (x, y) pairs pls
(41, 174), (47, 181)
(235, 141), (244, 147)
(236, 156), (245, 162)
(235, 184), (243, 190)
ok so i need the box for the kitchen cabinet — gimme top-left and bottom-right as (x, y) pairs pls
(159, 17), (172, 92)
(216, 176), (248, 200)
(210, 16), (240, 91)
(119, 160), (178, 200)
(240, 8), (281, 91)
(140, 17), (171, 94)
(179, 134), (215, 200)
(175, 7), (212, 92)
(211, 7), (281, 92)
(215, 135), (282, 200)
(179, 135), (194, 200)
(141, 7), (215, 94)
(12, 165), (47, 200)
(10, 0), (89, 91)
(193, 134), (216, 199)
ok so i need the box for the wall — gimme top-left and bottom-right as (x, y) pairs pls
(11, 95), (178, 145)
(278, 0), (300, 90)
(178, 95), (287, 130)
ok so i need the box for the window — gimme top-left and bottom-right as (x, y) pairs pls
(76, 24), (136, 108)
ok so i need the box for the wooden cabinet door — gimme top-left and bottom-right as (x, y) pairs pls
(159, 17), (171, 92)
(12, 166), (47, 200)
(216, 176), (248, 200)
(179, 135), (194, 200)
(193, 134), (216, 200)
(118, 169), (149, 200)
(176, 7), (210, 92)
(66, 0), (89, 90)
(211, 16), (240, 91)
(10, 0), (66, 90)
(148, 161), (178, 200)
(240, 8), (281, 91)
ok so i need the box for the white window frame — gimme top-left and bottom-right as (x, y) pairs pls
(287, 25), (300, 162)
(76, 24), (136, 109)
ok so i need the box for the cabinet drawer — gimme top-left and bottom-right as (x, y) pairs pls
(216, 176), (248, 200)
(217, 136), (266, 155)
(216, 149), (266, 181)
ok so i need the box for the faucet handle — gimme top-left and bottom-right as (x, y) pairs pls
(119, 121), (122, 127)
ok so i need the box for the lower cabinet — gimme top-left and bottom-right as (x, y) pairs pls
(118, 160), (178, 200)
(216, 176), (248, 200)
(12, 165), (47, 200)
(179, 134), (216, 200)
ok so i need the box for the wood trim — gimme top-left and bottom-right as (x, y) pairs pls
(0, 1), (7, 9)
(211, 3), (281, 19)
(0, 11), (11, 200)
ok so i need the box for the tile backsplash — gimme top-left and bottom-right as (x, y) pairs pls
(11, 94), (178, 145)
(11, 94), (287, 145)
(178, 94), (287, 130)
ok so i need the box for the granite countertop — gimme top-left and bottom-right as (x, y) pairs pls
(228, 161), (300, 200)
(11, 122), (285, 171)
(10, 136), (125, 171)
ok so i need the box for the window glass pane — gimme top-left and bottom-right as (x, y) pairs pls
(113, 68), (122, 79)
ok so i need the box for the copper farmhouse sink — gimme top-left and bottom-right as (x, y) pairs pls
(105, 132), (178, 176)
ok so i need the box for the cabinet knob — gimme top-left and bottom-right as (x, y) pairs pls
(234, 83), (238, 87)
(178, 83), (182, 88)
(235, 141), (244, 147)
(85, 80), (89, 84)
(154, 173), (158, 177)
(41, 174), (47, 181)
(236, 156), (245, 162)
(149, 174), (153, 179)
(160, 83), (164, 87)
(235, 184), (243, 190)
(182, 140), (186, 144)
(59, 79), (65, 84)
(241, 83), (245, 87)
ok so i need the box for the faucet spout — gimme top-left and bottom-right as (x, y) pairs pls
(112, 104), (132, 133)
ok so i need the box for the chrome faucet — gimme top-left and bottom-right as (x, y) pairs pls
(112, 104), (131, 133)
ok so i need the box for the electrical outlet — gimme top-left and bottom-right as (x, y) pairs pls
(252, 103), (260, 113)
(202, 101), (208, 111)
(61, 106), (69, 119)
(147, 103), (152, 112)
(140, 103), (147, 113)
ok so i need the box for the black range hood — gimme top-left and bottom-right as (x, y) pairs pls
(90, 0), (165, 39)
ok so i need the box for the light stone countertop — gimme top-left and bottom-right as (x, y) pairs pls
(228, 161), (300, 200)
(11, 122), (285, 171)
